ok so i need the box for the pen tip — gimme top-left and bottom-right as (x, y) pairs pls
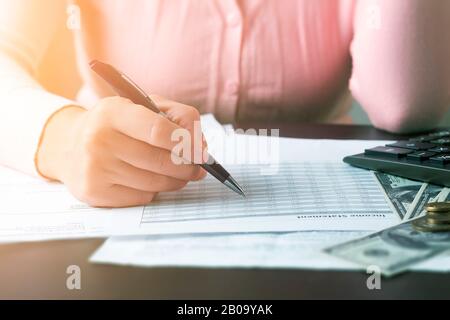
(224, 177), (246, 198)
(237, 186), (247, 198)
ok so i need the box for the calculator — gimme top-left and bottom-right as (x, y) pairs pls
(344, 130), (450, 187)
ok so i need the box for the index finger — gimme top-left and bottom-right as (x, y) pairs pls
(105, 98), (204, 163)
(107, 98), (184, 153)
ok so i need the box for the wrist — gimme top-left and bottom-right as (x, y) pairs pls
(36, 105), (86, 181)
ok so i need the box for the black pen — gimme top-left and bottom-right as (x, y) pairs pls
(90, 60), (245, 197)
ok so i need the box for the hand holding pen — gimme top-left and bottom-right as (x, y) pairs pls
(37, 67), (245, 208)
(90, 60), (245, 197)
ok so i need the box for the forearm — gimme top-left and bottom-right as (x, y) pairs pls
(0, 51), (77, 176)
(36, 105), (86, 181)
(350, 0), (450, 133)
(0, 0), (80, 176)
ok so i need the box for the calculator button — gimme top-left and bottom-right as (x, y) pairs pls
(429, 131), (450, 138)
(365, 146), (412, 158)
(407, 151), (436, 161)
(430, 138), (450, 146)
(386, 141), (435, 151)
(429, 146), (450, 153)
(411, 136), (435, 142)
(430, 154), (450, 165)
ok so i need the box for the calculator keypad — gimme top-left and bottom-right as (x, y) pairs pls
(346, 129), (450, 188)
(365, 130), (450, 166)
(386, 141), (435, 151)
(430, 138), (450, 146)
(430, 154), (450, 165)
(406, 151), (436, 161)
(429, 146), (450, 153)
(365, 146), (412, 159)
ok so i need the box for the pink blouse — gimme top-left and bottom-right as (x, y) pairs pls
(0, 0), (449, 176)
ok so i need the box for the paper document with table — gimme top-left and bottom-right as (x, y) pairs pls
(1, 115), (449, 275)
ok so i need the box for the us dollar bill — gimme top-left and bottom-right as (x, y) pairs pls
(374, 172), (425, 220)
(324, 221), (450, 277)
(406, 185), (447, 220)
(441, 188), (450, 202)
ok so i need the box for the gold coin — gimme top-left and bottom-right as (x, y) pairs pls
(426, 210), (450, 218)
(413, 217), (450, 233)
(427, 216), (450, 225)
(426, 202), (450, 213)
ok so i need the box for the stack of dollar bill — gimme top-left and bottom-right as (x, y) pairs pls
(325, 172), (450, 277)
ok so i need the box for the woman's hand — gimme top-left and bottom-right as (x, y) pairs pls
(37, 96), (207, 208)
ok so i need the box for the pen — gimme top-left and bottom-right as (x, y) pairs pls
(90, 60), (246, 197)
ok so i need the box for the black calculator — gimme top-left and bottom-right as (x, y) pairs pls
(344, 130), (450, 187)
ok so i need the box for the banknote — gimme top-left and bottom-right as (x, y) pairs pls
(324, 220), (450, 277)
(374, 172), (425, 220)
(405, 185), (448, 220)
(437, 188), (450, 202)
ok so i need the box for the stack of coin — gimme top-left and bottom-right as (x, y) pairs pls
(413, 202), (450, 232)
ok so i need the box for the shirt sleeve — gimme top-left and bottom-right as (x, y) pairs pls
(350, 0), (450, 133)
(0, 0), (77, 177)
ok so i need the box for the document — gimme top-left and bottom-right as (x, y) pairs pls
(90, 231), (450, 273)
(0, 115), (398, 242)
(140, 163), (396, 232)
(0, 160), (397, 242)
(0, 167), (141, 242)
